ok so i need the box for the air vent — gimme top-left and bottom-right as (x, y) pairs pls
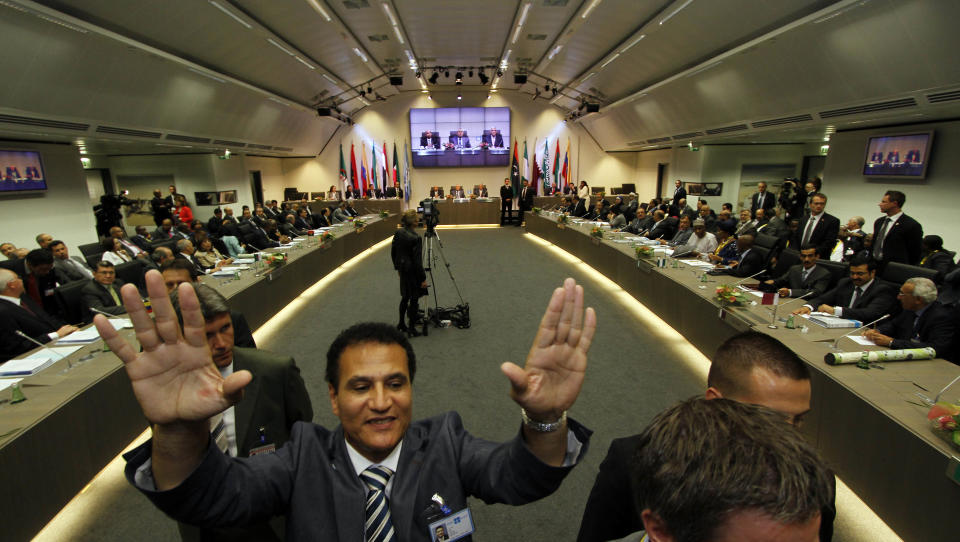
(927, 90), (960, 104)
(247, 144), (272, 150)
(166, 134), (211, 143)
(819, 98), (916, 119)
(751, 114), (813, 128)
(527, 34), (547, 40)
(368, 34), (388, 42)
(0, 114), (88, 131)
(671, 132), (702, 140)
(647, 137), (672, 144)
(273, 146), (294, 152)
(705, 124), (748, 135)
(96, 125), (161, 138)
(212, 139), (246, 147)
(342, 0), (370, 8)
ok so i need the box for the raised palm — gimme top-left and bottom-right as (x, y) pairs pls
(501, 278), (596, 418)
(93, 271), (250, 425)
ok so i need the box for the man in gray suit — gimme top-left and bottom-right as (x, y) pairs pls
(102, 274), (594, 541)
(80, 261), (127, 320)
(332, 201), (351, 223)
(763, 245), (832, 299)
(49, 240), (93, 282)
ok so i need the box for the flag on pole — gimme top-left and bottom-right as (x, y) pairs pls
(553, 139), (561, 190)
(371, 143), (379, 193)
(531, 137), (541, 195)
(339, 144), (348, 193)
(349, 143), (359, 193)
(565, 138), (572, 190)
(522, 139), (529, 189)
(382, 142), (389, 192)
(403, 141), (411, 203)
(392, 142), (399, 187)
(360, 143), (369, 197)
(510, 139), (520, 199)
(561, 140), (570, 190)
(542, 139), (551, 192)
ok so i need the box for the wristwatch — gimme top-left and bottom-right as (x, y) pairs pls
(521, 408), (566, 432)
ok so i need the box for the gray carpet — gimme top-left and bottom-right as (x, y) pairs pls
(35, 227), (886, 541)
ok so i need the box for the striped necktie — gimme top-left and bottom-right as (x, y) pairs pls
(361, 466), (396, 542)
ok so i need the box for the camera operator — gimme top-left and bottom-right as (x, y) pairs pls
(392, 210), (427, 337)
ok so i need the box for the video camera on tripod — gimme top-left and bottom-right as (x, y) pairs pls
(418, 198), (440, 235)
(414, 199), (470, 335)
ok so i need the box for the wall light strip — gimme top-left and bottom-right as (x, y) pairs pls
(659, 0), (694, 25)
(306, 0), (332, 22)
(208, 0), (252, 29)
(600, 53), (620, 69)
(620, 34), (645, 53)
(267, 38), (294, 56)
(353, 47), (368, 62)
(581, 0), (602, 19)
(294, 56), (315, 69)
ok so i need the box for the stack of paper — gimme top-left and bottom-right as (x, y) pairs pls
(56, 326), (103, 344)
(0, 356), (56, 376)
(807, 313), (861, 328)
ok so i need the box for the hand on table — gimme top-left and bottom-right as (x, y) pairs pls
(792, 306), (812, 316)
(778, 288), (790, 297)
(863, 329), (893, 347)
(57, 325), (79, 337)
(817, 304), (835, 314)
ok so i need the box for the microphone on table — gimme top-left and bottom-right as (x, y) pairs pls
(88, 307), (120, 319)
(733, 269), (766, 286)
(15, 330), (70, 365)
(777, 290), (815, 307)
(832, 313), (890, 350)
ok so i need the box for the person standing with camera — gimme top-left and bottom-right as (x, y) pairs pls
(392, 210), (427, 337)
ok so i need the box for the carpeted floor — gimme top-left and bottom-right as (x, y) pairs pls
(34, 227), (900, 541)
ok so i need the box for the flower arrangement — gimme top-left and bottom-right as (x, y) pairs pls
(557, 214), (569, 224)
(533, 207), (542, 215)
(264, 252), (287, 268)
(444, 142), (456, 150)
(354, 218), (367, 229)
(928, 402), (960, 451)
(478, 141), (490, 149)
(320, 231), (335, 243)
(379, 210), (389, 218)
(715, 284), (746, 306)
(590, 226), (604, 239)
(636, 245), (655, 259)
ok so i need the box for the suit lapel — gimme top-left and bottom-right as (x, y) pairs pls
(232, 350), (259, 455)
(391, 426), (425, 540)
(328, 428), (369, 541)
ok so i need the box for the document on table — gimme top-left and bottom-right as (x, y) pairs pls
(847, 335), (876, 346)
(0, 357), (56, 377)
(55, 326), (105, 344)
(0, 378), (24, 392)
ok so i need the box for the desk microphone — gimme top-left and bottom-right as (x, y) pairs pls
(777, 291), (815, 307)
(15, 330), (70, 365)
(766, 291), (814, 329)
(733, 269), (766, 286)
(831, 313), (890, 350)
(88, 306), (121, 319)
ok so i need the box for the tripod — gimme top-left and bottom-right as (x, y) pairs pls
(421, 226), (469, 335)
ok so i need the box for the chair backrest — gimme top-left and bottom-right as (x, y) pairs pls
(752, 245), (771, 272)
(114, 260), (146, 292)
(85, 253), (103, 269)
(881, 261), (939, 286)
(78, 242), (102, 258)
(754, 232), (780, 251)
(151, 238), (178, 255)
(55, 280), (90, 325)
(770, 248), (801, 279)
(817, 259), (850, 290)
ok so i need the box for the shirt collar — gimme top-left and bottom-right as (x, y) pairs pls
(345, 438), (403, 478)
(884, 210), (903, 223)
(0, 294), (21, 306)
(857, 278), (874, 291)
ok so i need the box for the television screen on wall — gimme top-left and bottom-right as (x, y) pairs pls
(0, 150), (47, 192)
(862, 132), (933, 178)
(409, 107), (510, 167)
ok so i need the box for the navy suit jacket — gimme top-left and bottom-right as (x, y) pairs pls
(795, 212), (840, 260)
(809, 278), (898, 322)
(877, 302), (956, 360)
(873, 213), (923, 265)
(126, 412), (590, 542)
(0, 295), (64, 362)
(771, 264), (832, 298)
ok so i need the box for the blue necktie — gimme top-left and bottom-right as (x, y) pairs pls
(361, 466), (396, 542)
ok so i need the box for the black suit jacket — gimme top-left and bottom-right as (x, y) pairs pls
(795, 212), (840, 259)
(499, 185), (513, 202)
(80, 279), (128, 320)
(873, 213), (923, 265)
(750, 191), (776, 215)
(921, 250), (955, 284)
(0, 296), (64, 362)
(481, 133), (504, 147)
(448, 134), (470, 148)
(429, 187), (444, 198)
(672, 186), (686, 204)
(718, 248), (766, 278)
(571, 200), (588, 218)
(770, 264), (832, 298)
(245, 227), (280, 250)
(419, 133), (440, 149)
(519, 187), (535, 210)
(877, 302), (956, 360)
(648, 217), (678, 240)
(809, 278), (898, 322)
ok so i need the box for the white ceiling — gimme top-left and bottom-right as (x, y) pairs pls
(0, 0), (958, 156)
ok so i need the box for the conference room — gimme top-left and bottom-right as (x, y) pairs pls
(1, 1), (959, 541)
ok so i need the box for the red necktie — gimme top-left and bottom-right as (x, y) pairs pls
(26, 274), (42, 306)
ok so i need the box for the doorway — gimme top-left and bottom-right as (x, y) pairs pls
(656, 163), (668, 199)
(250, 171), (263, 204)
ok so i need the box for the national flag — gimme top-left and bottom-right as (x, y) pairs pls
(541, 139), (550, 191)
(553, 139), (561, 189)
(382, 142), (389, 191)
(521, 139), (529, 187)
(360, 143), (369, 197)
(531, 137), (540, 195)
(349, 143), (359, 192)
(565, 138), (572, 190)
(761, 292), (780, 305)
(338, 144), (348, 193)
(561, 140), (569, 190)
(510, 139), (520, 198)
(403, 141), (411, 203)
(392, 142), (399, 187)
(371, 142), (379, 192)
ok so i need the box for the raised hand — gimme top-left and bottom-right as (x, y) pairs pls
(93, 270), (251, 426)
(501, 278), (596, 421)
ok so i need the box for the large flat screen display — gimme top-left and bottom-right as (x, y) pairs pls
(0, 150), (47, 192)
(863, 132), (933, 178)
(410, 107), (510, 168)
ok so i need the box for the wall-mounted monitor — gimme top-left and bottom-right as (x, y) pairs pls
(409, 107), (510, 168)
(863, 132), (933, 179)
(0, 150), (47, 193)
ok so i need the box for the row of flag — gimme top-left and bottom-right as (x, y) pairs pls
(337, 136), (574, 204)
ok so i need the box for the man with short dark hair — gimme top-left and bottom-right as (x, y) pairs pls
(208, 208), (224, 237)
(579, 331), (833, 542)
(0, 268), (77, 362)
(864, 277), (956, 361)
(764, 244), (831, 299)
(750, 181), (776, 217)
(620, 208), (654, 235)
(794, 255), (898, 322)
(500, 178), (513, 218)
(104, 275), (594, 541)
(160, 261), (256, 349)
(18, 249), (69, 317)
(153, 218), (176, 241)
(795, 192), (840, 259)
(49, 240), (93, 282)
(130, 225), (153, 253)
(80, 261), (127, 320)
(713, 234), (764, 277)
(632, 398), (832, 542)
(873, 190), (923, 266)
(1, 242), (17, 260)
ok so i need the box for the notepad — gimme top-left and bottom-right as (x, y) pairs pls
(0, 356), (56, 377)
(55, 326), (104, 344)
(808, 314), (861, 328)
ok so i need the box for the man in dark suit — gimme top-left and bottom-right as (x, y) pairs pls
(111, 276), (593, 540)
(763, 245), (831, 298)
(18, 249), (70, 318)
(175, 239), (208, 276)
(129, 226), (153, 253)
(429, 186), (444, 198)
(245, 221), (281, 251)
(481, 128), (504, 148)
(500, 178), (513, 219)
(207, 208), (225, 237)
(151, 189), (173, 227)
(840, 216), (867, 261)
(152, 218), (177, 241)
(0, 268), (78, 362)
(646, 210), (677, 240)
(449, 129), (470, 148)
(519, 180), (535, 214)
(713, 234), (765, 277)
(80, 261), (127, 320)
(449, 185), (466, 199)
(795, 255), (898, 323)
(578, 331), (833, 542)
(419, 130), (440, 149)
(620, 208), (654, 235)
(49, 240), (93, 282)
(164, 184), (179, 212)
(872, 190), (923, 266)
(671, 179), (686, 206)
(864, 277), (956, 361)
(473, 184), (489, 197)
(750, 182), (776, 217)
(571, 195), (588, 218)
(794, 192), (840, 260)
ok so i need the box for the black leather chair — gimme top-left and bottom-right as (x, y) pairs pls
(55, 279), (91, 325)
(769, 248), (801, 279)
(881, 261), (939, 286)
(78, 242), (102, 260)
(151, 238), (178, 255)
(114, 260), (146, 292)
(754, 232), (781, 253)
(817, 259), (850, 290)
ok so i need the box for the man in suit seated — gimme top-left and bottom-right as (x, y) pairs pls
(331, 202), (350, 224)
(864, 277), (956, 361)
(606, 210), (626, 229)
(109, 276), (594, 540)
(794, 255), (898, 323)
(384, 183), (398, 198)
(18, 249), (70, 318)
(473, 184), (489, 197)
(279, 214), (307, 238)
(619, 208), (654, 235)
(697, 204), (717, 234)
(264, 220), (290, 246)
(754, 207), (788, 240)
(734, 209), (758, 237)
(712, 234), (764, 277)
(0, 268), (79, 362)
(578, 331), (833, 542)
(919, 235), (955, 284)
(482, 128), (504, 148)
(420, 130), (440, 149)
(81, 261), (127, 319)
(645, 210), (677, 240)
(49, 240), (93, 282)
(208, 208), (225, 237)
(763, 244), (831, 299)
(872, 190), (923, 267)
(673, 218), (718, 258)
(174, 239), (208, 277)
(429, 186), (444, 198)
(153, 218), (177, 241)
(128, 225), (153, 253)
(450, 185), (466, 199)
(449, 129), (470, 148)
